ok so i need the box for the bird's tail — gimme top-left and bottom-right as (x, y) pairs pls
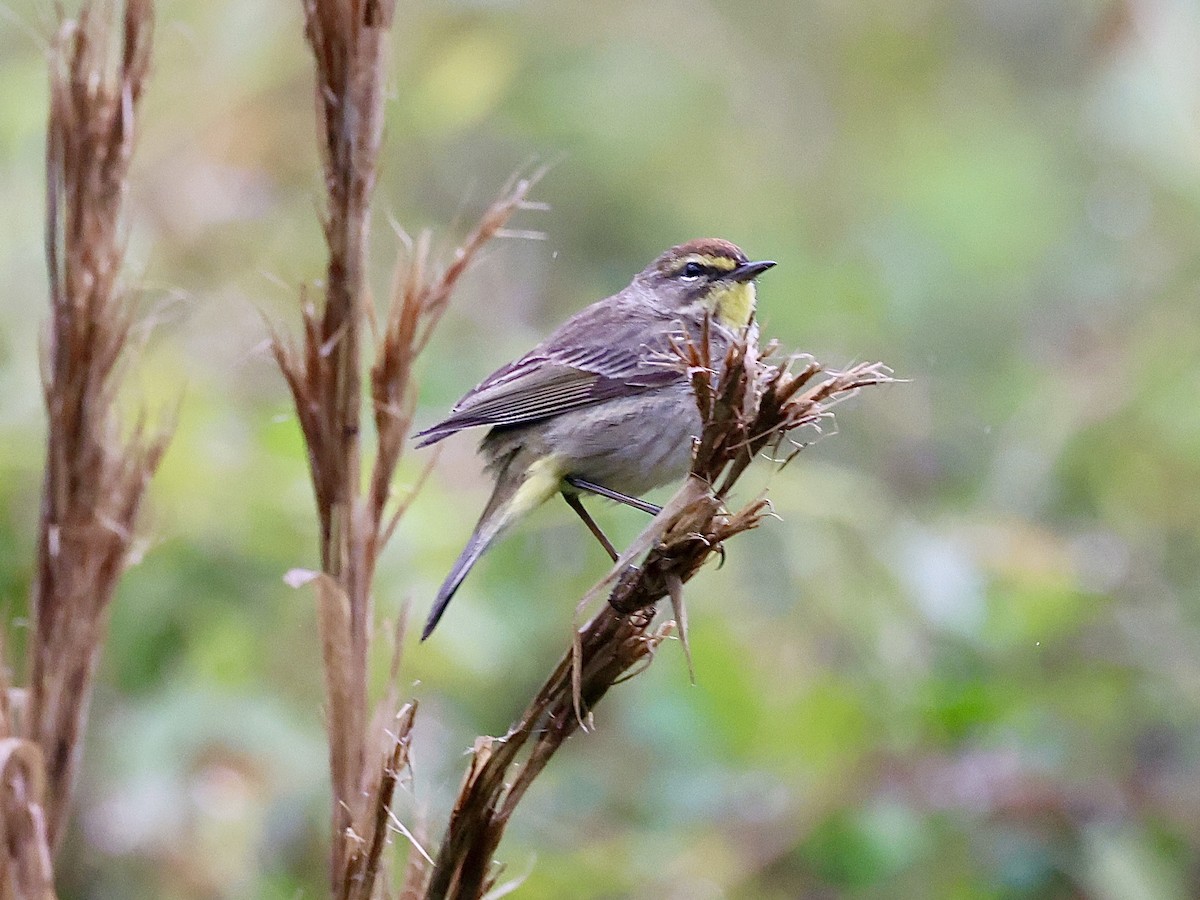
(422, 452), (563, 640)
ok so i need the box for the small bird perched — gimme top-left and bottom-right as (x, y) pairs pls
(415, 238), (775, 639)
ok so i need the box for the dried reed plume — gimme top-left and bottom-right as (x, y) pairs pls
(2, 0), (165, 894)
(423, 326), (893, 897)
(272, 1), (539, 895)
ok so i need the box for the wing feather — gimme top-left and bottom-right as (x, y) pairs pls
(414, 335), (683, 447)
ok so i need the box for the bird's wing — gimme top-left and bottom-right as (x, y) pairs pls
(413, 341), (681, 447)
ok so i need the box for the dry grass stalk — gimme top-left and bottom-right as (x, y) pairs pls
(422, 608), (674, 899)
(6, 1), (167, 884)
(273, 2), (539, 895)
(424, 325), (893, 898)
(0, 654), (53, 900)
(276, 1), (399, 890)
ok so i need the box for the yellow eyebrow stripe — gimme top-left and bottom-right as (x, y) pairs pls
(672, 253), (738, 273)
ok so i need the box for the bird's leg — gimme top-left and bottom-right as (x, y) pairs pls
(566, 476), (730, 569)
(562, 491), (619, 561)
(564, 475), (662, 517)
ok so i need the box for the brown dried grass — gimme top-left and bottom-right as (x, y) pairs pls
(3, 1), (167, 896)
(272, 2), (541, 896)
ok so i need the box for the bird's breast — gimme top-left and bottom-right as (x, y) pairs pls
(481, 381), (701, 498)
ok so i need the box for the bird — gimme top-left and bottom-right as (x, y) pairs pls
(414, 238), (775, 639)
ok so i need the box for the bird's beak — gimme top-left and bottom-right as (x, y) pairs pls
(729, 260), (776, 282)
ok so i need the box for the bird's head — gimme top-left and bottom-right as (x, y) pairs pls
(635, 238), (775, 329)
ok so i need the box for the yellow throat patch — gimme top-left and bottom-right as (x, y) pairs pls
(707, 280), (757, 329)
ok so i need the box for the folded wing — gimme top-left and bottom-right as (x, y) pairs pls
(414, 343), (681, 447)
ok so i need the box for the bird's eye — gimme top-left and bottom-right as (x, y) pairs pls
(681, 261), (706, 278)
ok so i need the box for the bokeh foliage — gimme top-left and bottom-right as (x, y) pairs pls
(1, 0), (1198, 897)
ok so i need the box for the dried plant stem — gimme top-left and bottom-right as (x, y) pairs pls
(426, 326), (893, 897)
(5, 3), (167, 886)
(424, 605), (673, 899)
(289, 1), (397, 889)
(0, 660), (54, 900)
(3, 2), (163, 895)
(275, 3), (540, 896)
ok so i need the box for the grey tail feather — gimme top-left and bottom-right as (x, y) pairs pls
(421, 451), (524, 640)
(421, 525), (494, 639)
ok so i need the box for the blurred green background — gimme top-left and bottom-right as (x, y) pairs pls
(3, 0), (1199, 897)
